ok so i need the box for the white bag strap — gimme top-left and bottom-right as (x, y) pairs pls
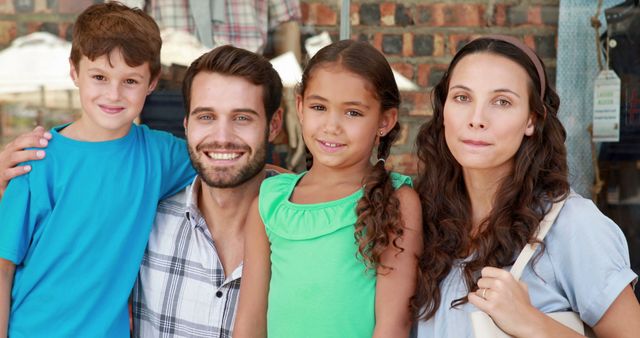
(510, 198), (566, 280)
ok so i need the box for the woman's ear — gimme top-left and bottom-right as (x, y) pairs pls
(525, 113), (535, 136)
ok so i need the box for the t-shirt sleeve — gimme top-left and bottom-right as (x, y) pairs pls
(161, 135), (195, 199)
(0, 175), (38, 265)
(145, 128), (195, 199)
(546, 195), (638, 327)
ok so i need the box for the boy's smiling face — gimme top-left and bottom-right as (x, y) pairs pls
(69, 48), (157, 141)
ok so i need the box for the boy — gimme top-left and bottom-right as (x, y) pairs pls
(0, 3), (194, 337)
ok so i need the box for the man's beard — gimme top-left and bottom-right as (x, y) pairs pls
(188, 137), (267, 189)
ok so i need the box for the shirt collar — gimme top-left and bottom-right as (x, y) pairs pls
(185, 176), (205, 229)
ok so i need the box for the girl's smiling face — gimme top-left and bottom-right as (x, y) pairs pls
(296, 64), (396, 172)
(443, 52), (535, 178)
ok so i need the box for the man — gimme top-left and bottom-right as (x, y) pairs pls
(0, 45), (284, 338)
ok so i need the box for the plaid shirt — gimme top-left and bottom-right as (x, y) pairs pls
(132, 176), (242, 338)
(149, 0), (301, 53)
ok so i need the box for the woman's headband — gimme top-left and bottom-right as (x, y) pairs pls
(476, 35), (546, 98)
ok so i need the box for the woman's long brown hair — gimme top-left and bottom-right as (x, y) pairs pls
(413, 38), (570, 319)
(298, 40), (405, 272)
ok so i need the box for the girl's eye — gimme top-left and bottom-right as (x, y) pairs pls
(125, 79), (138, 85)
(310, 105), (326, 111)
(346, 110), (362, 117)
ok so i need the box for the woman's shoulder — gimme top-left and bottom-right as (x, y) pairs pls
(552, 192), (622, 239)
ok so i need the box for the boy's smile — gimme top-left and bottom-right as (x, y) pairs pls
(65, 48), (157, 141)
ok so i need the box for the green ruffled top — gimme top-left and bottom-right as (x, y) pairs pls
(258, 171), (412, 338)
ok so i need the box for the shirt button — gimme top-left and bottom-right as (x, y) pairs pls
(216, 291), (223, 298)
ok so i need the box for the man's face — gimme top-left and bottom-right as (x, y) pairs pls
(184, 72), (277, 188)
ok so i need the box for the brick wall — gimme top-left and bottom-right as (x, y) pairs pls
(0, 0), (560, 175)
(300, 0), (559, 175)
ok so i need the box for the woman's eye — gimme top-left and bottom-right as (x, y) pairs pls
(453, 95), (470, 102)
(495, 99), (511, 106)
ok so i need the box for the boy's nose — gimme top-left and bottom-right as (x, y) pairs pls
(105, 83), (122, 101)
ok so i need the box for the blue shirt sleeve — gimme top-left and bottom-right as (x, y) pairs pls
(151, 131), (195, 199)
(0, 175), (40, 265)
(545, 194), (638, 327)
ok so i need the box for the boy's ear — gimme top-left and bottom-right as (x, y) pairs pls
(379, 108), (398, 135)
(268, 108), (284, 142)
(68, 59), (79, 86)
(147, 75), (160, 95)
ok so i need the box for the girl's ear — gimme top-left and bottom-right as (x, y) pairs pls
(295, 94), (304, 123)
(379, 108), (399, 136)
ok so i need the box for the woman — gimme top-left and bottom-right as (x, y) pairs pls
(414, 36), (640, 337)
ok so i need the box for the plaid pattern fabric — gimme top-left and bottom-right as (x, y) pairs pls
(132, 177), (241, 338)
(149, 0), (301, 53)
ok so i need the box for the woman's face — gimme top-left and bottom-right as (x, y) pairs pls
(443, 52), (535, 178)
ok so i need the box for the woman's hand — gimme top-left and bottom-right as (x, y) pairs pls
(468, 267), (546, 337)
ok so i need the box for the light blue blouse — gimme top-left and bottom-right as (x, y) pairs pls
(416, 193), (637, 337)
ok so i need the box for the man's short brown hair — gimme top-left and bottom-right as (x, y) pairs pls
(70, 2), (162, 80)
(182, 45), (283, 121)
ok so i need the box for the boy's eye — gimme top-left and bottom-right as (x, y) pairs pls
(125, 79), (138, 85)
(92, 75), (105, 81)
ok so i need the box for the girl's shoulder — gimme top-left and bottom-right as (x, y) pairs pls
(260, 172), (301, 192)
(389, 171), (413, 189)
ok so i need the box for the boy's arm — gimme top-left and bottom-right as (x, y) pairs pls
(373, 186), (423, 338)
(0, 258), (15, 337)
(0, 127), (50, 199)
(233, 197), (271, 338)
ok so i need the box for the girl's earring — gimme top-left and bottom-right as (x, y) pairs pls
(379, 130), (384, 136)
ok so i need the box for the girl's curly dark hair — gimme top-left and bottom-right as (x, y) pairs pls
(412, 38), (570, 319)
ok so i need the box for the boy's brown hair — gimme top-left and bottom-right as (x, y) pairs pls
(70, 1), (162, 81)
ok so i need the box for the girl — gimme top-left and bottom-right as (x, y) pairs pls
(234, 40), (422, 338)
(414, 36), (640, 337)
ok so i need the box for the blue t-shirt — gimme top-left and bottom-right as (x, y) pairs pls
(0, 124), (195, 337)
(416, 192), (637, 337)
